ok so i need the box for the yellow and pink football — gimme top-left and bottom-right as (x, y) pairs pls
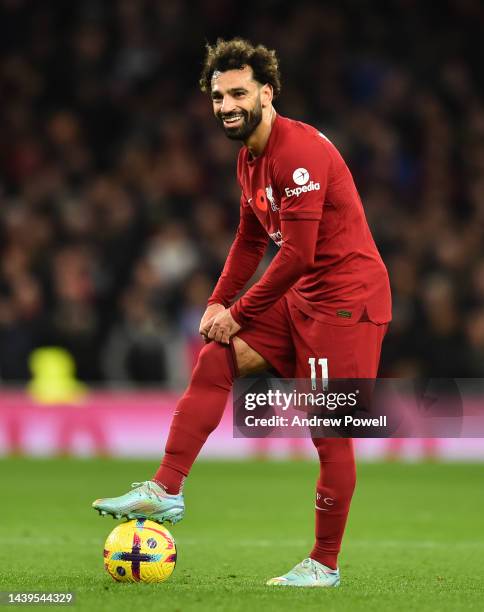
(103, 519), (177, 583)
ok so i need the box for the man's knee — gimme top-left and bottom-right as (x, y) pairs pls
(192, 341), (235, 386)
(232, 336), (269, 377)
(193, 337), (269, 380)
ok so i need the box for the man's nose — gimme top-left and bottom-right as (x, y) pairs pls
(221, 96), (236, 114)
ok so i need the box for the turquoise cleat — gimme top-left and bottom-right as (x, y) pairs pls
(266, 558), (340, 587)
(92, 481), (184, 525)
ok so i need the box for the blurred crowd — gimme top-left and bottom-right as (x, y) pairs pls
(1, 0), (483, 386)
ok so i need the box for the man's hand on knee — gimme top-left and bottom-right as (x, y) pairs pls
(207, 308), (241, 345)
(199, 303), (225, 342)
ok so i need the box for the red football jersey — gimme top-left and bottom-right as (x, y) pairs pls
(209, 114), (392, 326)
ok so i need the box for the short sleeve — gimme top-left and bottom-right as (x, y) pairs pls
(272, 137), (331, 221)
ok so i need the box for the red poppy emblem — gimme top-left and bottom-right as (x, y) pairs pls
(255, 188), (268, 211)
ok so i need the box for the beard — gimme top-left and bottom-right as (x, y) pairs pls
(217, 98), (263, 141)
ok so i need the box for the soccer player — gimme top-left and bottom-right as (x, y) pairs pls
(93, 38), (392, 587)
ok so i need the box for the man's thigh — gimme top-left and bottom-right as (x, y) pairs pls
(289, 305), (388, 379)
(236, 298), (295, 378)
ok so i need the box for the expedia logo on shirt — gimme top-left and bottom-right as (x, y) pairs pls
(285, 181), (321, 197)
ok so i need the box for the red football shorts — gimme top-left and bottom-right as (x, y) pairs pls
(237, 295), (388, 379)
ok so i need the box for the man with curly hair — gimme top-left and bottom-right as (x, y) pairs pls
(93, 38), (392, 588)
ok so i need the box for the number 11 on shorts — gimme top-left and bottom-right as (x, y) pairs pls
(308, 357), (329, 391)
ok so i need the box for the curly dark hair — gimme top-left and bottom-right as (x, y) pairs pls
(200, 38), (281, 98)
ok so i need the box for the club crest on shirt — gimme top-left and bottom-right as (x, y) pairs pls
(265, 185), (279, 212)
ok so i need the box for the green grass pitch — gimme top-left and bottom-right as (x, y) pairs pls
(2, 457), (484, 611)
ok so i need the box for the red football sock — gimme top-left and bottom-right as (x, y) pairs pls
(153, 341), (237, 494)
(309, 438), (356, 570)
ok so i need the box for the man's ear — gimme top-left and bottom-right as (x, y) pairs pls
(260, 83), (273, 108)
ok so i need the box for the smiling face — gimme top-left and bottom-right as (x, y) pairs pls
(211, 65), (270, 141)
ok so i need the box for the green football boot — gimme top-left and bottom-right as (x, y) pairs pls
(92, 481), (184, 524)
(266, 558), (340, 587)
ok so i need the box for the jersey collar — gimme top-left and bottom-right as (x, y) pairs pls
(246, 113), (282, 165)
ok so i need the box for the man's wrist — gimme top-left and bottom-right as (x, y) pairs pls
(229, 302), (249, 327)
(207, 297), (230, 308)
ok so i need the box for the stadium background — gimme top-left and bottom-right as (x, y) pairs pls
(1, 0), (483, 460)
(1, 2), (484, 610)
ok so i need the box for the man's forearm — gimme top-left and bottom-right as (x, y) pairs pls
(208, 231), (268, 308)
(230, 218), (319, 326)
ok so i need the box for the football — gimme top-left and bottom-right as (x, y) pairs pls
(103, 519), (177, 583)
